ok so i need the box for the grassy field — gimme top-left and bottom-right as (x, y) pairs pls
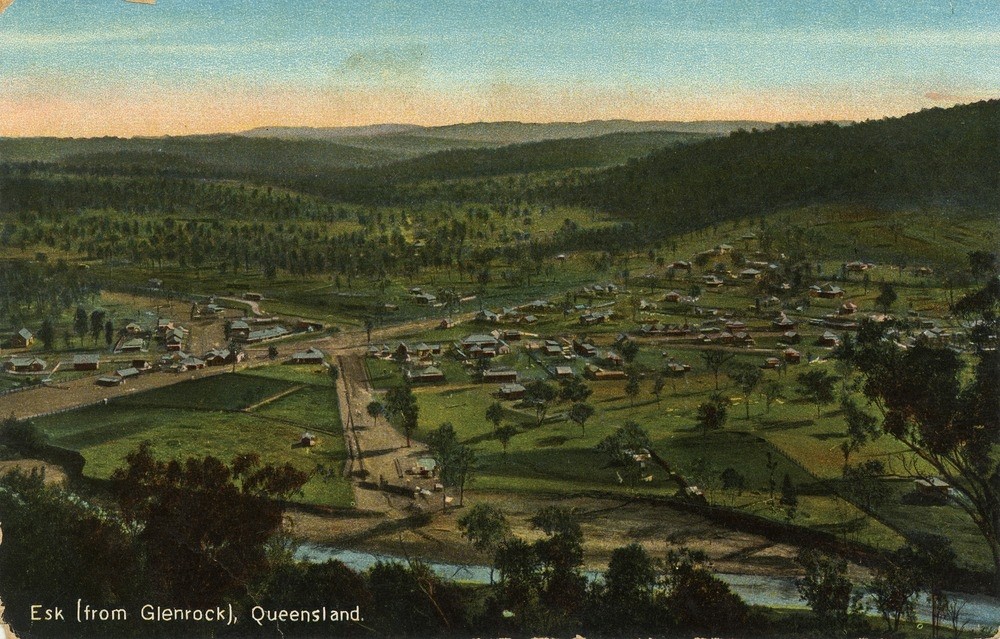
(32, 367), (353, 508)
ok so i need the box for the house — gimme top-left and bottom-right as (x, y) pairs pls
(96, 375), (123, 386)
(640, 322), (667, 336)
(498, 383), (526, 400)
(438, 318), (456, 330)
(296, 319), (325, 332)
(10, 328), (34, 348)
(475, 309), (500, 323)
(203, 303), (225, 315)
(156, 319), (175, 336)
(762, 357), (782, 369)
(164, 327), (186, 351)
(813, 284), (845, 299)
(73, 354), (100, 371)
(124, 322), (144, 335)
(554, 365), (575, 379)
(818, 331), (840, 347)
(458, 334), (508, 359)
(771, 314), (796, 330)
(738, 268), (762, 280)
(117, 338), (145, 353)
(229, 320), (251, 340)
(783, 348), (802, 364)
(483, 369), (518, 384)
(413, 293), (437, 306)
(584, 364), (627, 380)
(838, 302), (858, 315)
(5, 357), (46, 373)
(405, 366), (445, 383)
(542, 340), (564, 357)
(725, 320), (748, 331)
(287, 347), (325, 365)
(523, 299), (552, 312)
(580, 311), (611, 326)
(702, 276), (724, 288)
(602, 351), (624, 367)
(501, 329), (523, 341)
(733, 332), (755, 346)
(300, 432), (318, 447)
(178, 357), (205, 371)
(845, 261), (870, 272)
(663, 291), (683, 303)
(204, 349), (236, 367)
(243, 292), (263, 301)
(367, 344), (391, 358)
(665, 361), (691, 376)
(520, 315), (538, 325)
(116, 367), (142, 380)
(573, 340), (598, 357)
(780, 331), (801, 344)
(131, 359), (151, 371)
(914, 477), (950, 501)
(668, 261), (692, 271)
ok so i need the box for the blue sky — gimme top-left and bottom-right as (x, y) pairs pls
(0, 0), (996, 136)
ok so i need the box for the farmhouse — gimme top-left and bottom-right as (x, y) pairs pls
(367, 344), (391, 358)
(131, 359), (151, 371)
(522, 299), (553, 312)
(97, 375), (123, 387)
(10, 328), (34, 348)
(738, 268), (762, 280)
(475, 309), (500, 323)
(602, 351), (624, 367)
(457, 334), (509, 359)
(164, 327), (186, 351)
(780, 331), (801, 344)
(702, 276), (725, 288)
(520, 315), (538, 324)
(665, 361), (691, 376)
(178, 357), (205, 371)
(501, 329), (523, 341)
(438, 318), (456, 330)
(838, 302), (858, 315)
(287, 347), (325, 365)
(668, 260), (692, 271)
(405, 366), (445, 384)
(73, 354), (100, 371)
(4, 356), (46, 373)
(296, 319), (325, 332)
(663, 291), (683, 303)
(762, 357), (782, 369)
(845, 261), (870, 272)
(497, 383), (526, 400)
(482, 368), (518, 384)
(243, 292), (263, 301)
(156, 319), (175, 336)
(413, 292), (437, 305)
(580, 311), (611, 326)
(125, 322), (144, 335)
(783, 348), (802, 363)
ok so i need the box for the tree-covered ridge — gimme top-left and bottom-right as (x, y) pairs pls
(563, 100), (1000, 230)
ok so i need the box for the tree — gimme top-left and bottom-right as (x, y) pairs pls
(867, 553), (919, 633)
(485, 401), (505, 433)
(38, 318), (55, 350)
(367, 400), (385, 428)
(328, 364), (340, 384)
(651, 373), (666, 403)
(73, 306), (88, 345)
(590, 543), (658, 634)
(720, 467), (747, 494)
(796, 369), (837, 416)
(427, 423), (476, 508)
(89, 309), (105, 344)
(385, 383), (419, 447)
(267, 345), (279, 360)
(568, 402), (595, 436)
(496, 424), (517, 455)
(854, 328), (1000, 594)
(558, 377), (592, 403)
(528, 506), (587, 627)
(624, 368), (641, 406)
(228, 339), (243, 373)
(111, 442), (308, 607)
(875, 282), (898, 312)
(727, 362), (762, 419)
(524, 380), (557, 426)
(104, 319), (114, 347)
(616, 337), (640, 363)
(968, 249), (997, 280)
(796, 550), (858, 631)
(661, 547), (750, 635)
(779, 472), (798, 521)
(696, 393), (729, 437)
(596, 421), (651, 486)
(839, 395), (881, 468)
(457, 503), (510, 583)
(701, 350), (735, 390)
(761, 380), (784, 413)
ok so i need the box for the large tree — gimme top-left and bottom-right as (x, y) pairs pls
(458, 503), (510, 583)
(855, 320), (1000, 594)
(111, 442), (308, 607)
(727, 362), (763, 419)
(701, 350), (735, 390)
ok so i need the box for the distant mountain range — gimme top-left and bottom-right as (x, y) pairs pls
(241, 119), (846, 145)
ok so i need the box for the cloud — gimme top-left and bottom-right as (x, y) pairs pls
(0, 25), (164, 48)
(341, 44), (427, 82)
(924, 90), (961, 101)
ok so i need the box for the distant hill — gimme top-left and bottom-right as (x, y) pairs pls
(562, 100), (1000, 230)
(241, 123), (423, 139)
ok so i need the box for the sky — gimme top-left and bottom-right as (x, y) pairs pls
(0, 0), (997, 137)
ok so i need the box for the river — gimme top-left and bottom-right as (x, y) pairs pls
(295, 543), (1000, 632)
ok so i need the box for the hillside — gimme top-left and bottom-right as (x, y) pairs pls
(563, 100), (1000, 231)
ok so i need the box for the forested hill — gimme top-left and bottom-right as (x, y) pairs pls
(563, 100), (1000, 229)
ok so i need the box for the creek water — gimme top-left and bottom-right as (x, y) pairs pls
(295, 542), (1000, 632)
